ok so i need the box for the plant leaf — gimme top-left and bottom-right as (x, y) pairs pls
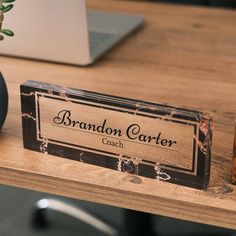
(2, 4), (13, 13)
(0, 35), (4, 40)
(1, 29), (14, 36)
(3, 0), (16, 2)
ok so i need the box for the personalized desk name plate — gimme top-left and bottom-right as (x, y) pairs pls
(21, 81), (212, 189)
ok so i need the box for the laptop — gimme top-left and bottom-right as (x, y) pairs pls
(0, 0), (144, 66)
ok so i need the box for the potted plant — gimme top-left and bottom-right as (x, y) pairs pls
(0, 72), (8, 129)
(0, 0), (15, 40)
(0, 0), (15, 129)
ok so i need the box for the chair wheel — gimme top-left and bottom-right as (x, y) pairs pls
(31, 208), (50, 229)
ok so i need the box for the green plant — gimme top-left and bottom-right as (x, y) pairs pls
(0, 0), (15, 41)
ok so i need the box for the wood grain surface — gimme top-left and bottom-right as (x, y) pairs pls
(0, 0), (236, 230)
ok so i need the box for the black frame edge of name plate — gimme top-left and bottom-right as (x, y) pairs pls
(20, 80), (213, 190)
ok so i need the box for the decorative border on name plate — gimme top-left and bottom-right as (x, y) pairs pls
(35, 91), (198, 175)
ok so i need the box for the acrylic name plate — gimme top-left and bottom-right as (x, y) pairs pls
(21, 81), (213, 189)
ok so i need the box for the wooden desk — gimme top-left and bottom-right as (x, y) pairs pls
(1, 0), (236, 230)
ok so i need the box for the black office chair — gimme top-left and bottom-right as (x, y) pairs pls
(32, 198), (157, 236)
(32, 197), (236, 236)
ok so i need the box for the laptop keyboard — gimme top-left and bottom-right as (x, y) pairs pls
(89, 31), (116, 55)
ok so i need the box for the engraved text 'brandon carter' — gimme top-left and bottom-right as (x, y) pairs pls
(53, 110), (177, 149)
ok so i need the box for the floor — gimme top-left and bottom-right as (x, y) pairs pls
(0, 184), (235, 236)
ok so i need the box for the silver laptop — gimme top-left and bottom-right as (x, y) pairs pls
(0, 0), (144, 66)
